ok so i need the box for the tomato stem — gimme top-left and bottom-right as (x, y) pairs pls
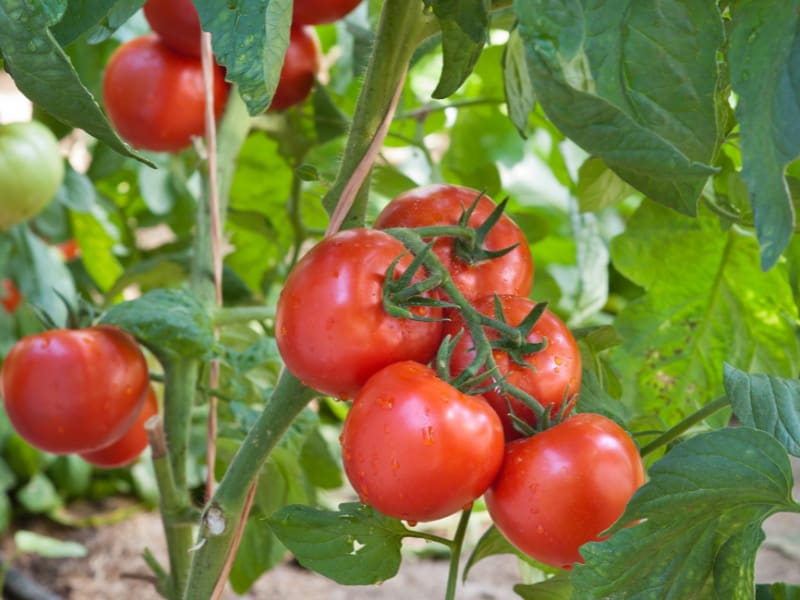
(445, 507), (472, 600)
(639, 395), (731, 457)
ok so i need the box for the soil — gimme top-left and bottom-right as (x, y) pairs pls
(5, 466), (800, 600)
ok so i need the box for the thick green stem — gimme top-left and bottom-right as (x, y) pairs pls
(321, 0), (432, 226)
(639, 396), (731, 457)
(182, 370), (316, 599)
(161, 357), (199, 491)
(445, 508), (472, 600)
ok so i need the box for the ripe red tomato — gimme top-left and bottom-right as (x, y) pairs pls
(102, 35), (228, 152)
(485, 413), (645, 569)
(275, 229), (443, 399)
(80, 385), (158, 468)
(269, 26), (320, 112)
(1, 279), (22, 313)
(446, 295), (581, 440)
(143, 0), (203, 57)
(373, 184), (534, 303)
(1, 325), (150, 454)
(293, 0), (362, 26)
(341, 361), (504, 523)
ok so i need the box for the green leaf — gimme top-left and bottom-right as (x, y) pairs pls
(724, 363), (800, 457)
(313, 84), (350, 144)
(195, 0), (292, 114)
(299, 428), (343, 490)
(756, 583), (800, 600)
(49, 0), (140, 46)
(463, 525), (542, 582)
(14, 530), (87, 558)
(99, 288), (215, 359)
(16, 474), (62, 514)
(3, 434), (48, 480)
(503, 27), (536, 138)
(0, 1), (146, 162)
(515, 0), (721, 215)
(430, 0), (490, 98)
(575, 157), (638, 213)
(46, 455), (92, 498)
(572, 428), (799, 598)
(515, 573), (572, 600)
(729, 1), (800, 269)
(268, 502), (407, 585)
(575, 369), (631, 427)
(0, 493), (10, 534)
(610, 201), (800, 426)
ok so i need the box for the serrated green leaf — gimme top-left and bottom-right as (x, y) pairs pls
(724, 364), (800, 457)
(50, 0), (139, 46)
(610, 201), (800, 426)
(515, 0), (721, 215)
(575, 157), (638, 213)
(503, 27), (535, 137)
(515, 572), (572, 600)
(195, 0), (292, 114)
(756, 582), (800, 600)
(268, 502), (407, 585)
(575, 369), (631, 427)
(14, 530), (87, 558)
(16, 474), (62, 514)
(430, 0), (490, 98)
(729, 1), (800, 270)
(99, 288), (215, 359)
(0, 1), (146, 162)
(572, 428), (799, 599)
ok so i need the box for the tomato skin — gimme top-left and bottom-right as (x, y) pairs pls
(293, 0), (362, 26)
(102, 35), (228, 152)
(447, 295), (581, 440)
(374, 184), (533, 303)
(1, 326), (150, 454)
(1, 279), (22, 313)
(80, 386), (158, 468)
(275, 229), (443, 399)
(0, 120), (64, 231)
(143, 0), (203, 57)
(485, 414), (645, 569)
(269, 26), (320, 112)
(341, 361), (504, 522)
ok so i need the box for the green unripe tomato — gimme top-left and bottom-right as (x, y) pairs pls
(0, 120), (65, 231)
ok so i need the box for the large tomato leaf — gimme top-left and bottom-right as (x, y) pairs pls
(724, 364), (800, 457)
(0, 0), (146, 162)
(503, 28), (535, 138)
(571, 428), (800, 598)
(729, 0), (800, 270)
(194, 0), (292, 115)
(514, 573), (572, 600)
(514, 0), (720, 216)
(267, 502), (407, 585)
(610, 201), (800, 427)
(50, 0), (142, 46)
(429, 0), (490, 99)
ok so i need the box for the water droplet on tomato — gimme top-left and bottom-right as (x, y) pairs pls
(462, 501), (473, 511)
(406, 520), (418, 527)
(554, 356), (562, 365)
(391, 458), (399, 473)
(378, 396), (394, 409)
(536, 525), (544, 535)
(422, 426), (434, 445)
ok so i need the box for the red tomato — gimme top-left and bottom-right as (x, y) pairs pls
(293, 0), (361, 26)
(373, 184), (534, 303)
(143, 0), (203, 57)
(447, 295), (581, 440)
(275, 229), (443, 399)
(80, 385), (158, 468)
(1, 279), (22, 313)
(341, 361), (504, 522)
(102, 35), (228, 152)
(57, 239), (80, 262)
(486, 413), (645, 569)
(1, 326), (150, 454)
(269, 26), (321, 112)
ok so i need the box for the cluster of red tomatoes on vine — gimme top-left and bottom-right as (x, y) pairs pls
(275, 183), (646, 569)
(103, 0), (350, 152)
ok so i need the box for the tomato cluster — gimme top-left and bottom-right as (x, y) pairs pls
(1, 326), (156, 468)
(276, 183), (645, 568)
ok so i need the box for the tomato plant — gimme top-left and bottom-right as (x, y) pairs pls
(275, 228), (443, 399)
(143, 0), (203, 57)
(485, 413), (645, 569)
(292, 0), (362, 26)
(80, 385), (159, 469)
(0, 120), (64, 231)
(374, 184), (534, 302)
(1, 326), (150, 454)
(340, 361), (503, 523)
(102, 35), (228, 152)
(447, 295), (581, 440)
(269, 26), (320, 112)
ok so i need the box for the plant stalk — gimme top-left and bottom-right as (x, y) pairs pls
(639, 395), (731, 457)
(445, 507), (472, 600)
